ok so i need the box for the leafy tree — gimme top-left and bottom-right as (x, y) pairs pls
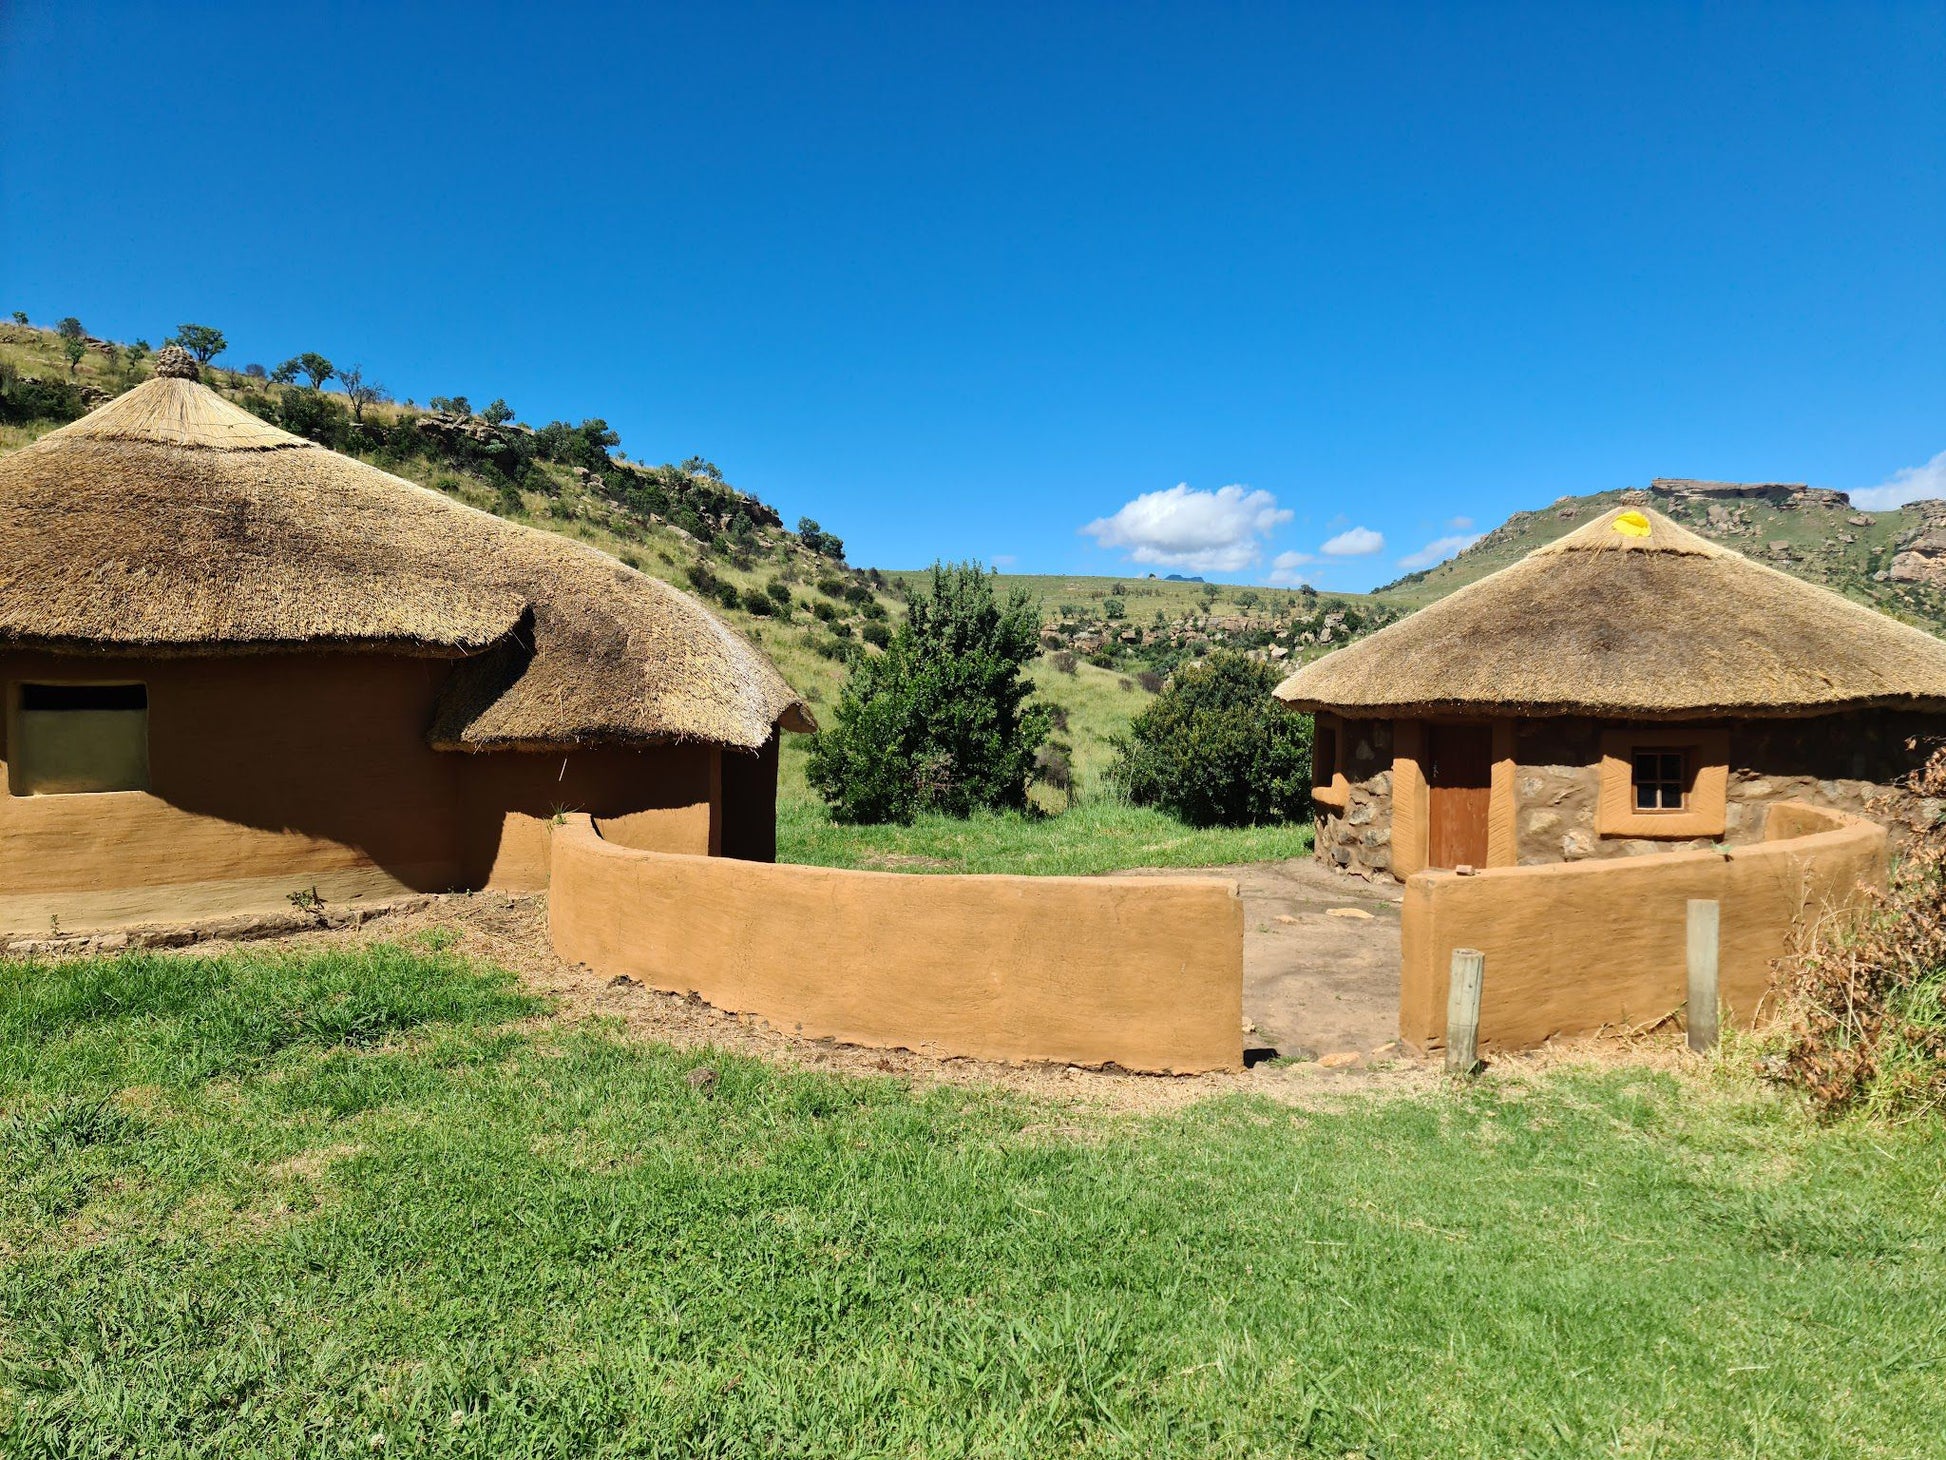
(481, 398), (514, 425)
(534, 418), (618, 473)
(1103, 597), (1126, 620)
(797, 517), (845, 561)
(62, 337), (86, 376)
(680, 456), (724, 481)
(430, 395), (472, 417)
(807, 561), (1051, 824)
(337, 363), (387, 422)
(243, 362), (267, 381)
(9, 311), (25, 325)
(271, 358), (302, 386)
(1108, 651), (1311, 828)
(1235, 589), (1261, 611)
(56, 316), (84, 341)
(168, 323), (226, 364)
(294, 352), (335, 390)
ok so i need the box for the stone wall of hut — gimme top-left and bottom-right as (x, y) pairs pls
(1314, 719), (1395, 879)
(1313, 709), (1942, 880)
(1512, 711), (1940, 865)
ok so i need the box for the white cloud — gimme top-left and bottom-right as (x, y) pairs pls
(1396, 532), (1483, 572)
(1320, 526), (1385, 557)
(1852, 450), (1946, 512)
(1267, 550), (1316, 586)
(1447, 516), (1474, 530)
(1081, 483), (1292, 573)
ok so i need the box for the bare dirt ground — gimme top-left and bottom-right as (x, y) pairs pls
(1131, 858), (1405, 1063)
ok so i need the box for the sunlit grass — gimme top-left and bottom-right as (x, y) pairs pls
(4, 944), (1943, 1456)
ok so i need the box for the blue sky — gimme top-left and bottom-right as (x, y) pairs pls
(4, 3), (1941, 590)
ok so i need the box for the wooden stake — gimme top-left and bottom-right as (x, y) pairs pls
(1687, 899), (1720, 1053)
(1446, 948), (1485, 1076)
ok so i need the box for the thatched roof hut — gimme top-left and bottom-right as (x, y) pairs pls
(1274, 505), (1946, 721)
(0, 349), (811, 751)
(1277, 504), (1946, 882)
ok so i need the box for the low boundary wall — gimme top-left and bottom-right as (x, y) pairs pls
(1400, 802), (1886, 1051)
(548, 816), (1244, 1073)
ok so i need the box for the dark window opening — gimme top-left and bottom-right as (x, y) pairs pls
(11, 681), (150, 795)
(1314, 725), (1338, 788)
(21, 682), (147, 712)
(1632, 749), (1687, 811)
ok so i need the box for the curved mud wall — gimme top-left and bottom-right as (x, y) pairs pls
(548, 816), (1245, 1073)
(1399, 801), (1886, 1051)
(0, 652), (754, 931)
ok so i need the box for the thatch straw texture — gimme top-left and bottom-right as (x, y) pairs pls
(0, 377), (810, 751)
(1274, 505), (1946, 720)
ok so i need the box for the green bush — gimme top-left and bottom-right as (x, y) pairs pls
(807, 562), (1052, 824)
(1107, 652), (1311, 827)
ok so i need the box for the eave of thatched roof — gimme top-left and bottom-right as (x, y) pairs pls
(0, 370), (811, 751)
(1274, 505), (1946, 721)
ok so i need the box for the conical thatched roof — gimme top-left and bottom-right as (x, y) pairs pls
(1274, 504), (1946, 720)
(0, 364), (811, 751)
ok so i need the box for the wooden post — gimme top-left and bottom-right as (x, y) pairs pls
(1445, 948), (1485, 1075)
(1687, 899), (1720, 1053)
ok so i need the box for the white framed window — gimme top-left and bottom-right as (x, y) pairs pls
(10, 682), (150, 795)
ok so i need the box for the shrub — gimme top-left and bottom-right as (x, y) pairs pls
(861, 621), (891, 649)
(1107, 651), (1311, 828)
(798, 517), (845, 560)
(1780, 748), (1946, 1118)
(0, 365), (87, 426)
(807, 561), (1051, 824)
(765, 579), (793, 607)
(1103, 597), (1126, 620)
(1051, 651), (1077, 675)
(1136, 670), (1164, 694)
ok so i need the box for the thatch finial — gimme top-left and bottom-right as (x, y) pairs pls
(153, 344), (200, 381)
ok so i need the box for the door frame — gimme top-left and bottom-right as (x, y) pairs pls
(1391, 717), (1517, 877)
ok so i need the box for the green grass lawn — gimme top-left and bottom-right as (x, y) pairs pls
(5, 944), (1944, 1458)
(776, 795), (1312, 875)
(772, 662), (1316, 876)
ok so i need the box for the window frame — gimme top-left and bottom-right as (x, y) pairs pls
(1630, 748), (1689, 812)
(1311, 713), (1350, 810)
(1597, 727), (1727, 839)
(7, 679), (152, 797)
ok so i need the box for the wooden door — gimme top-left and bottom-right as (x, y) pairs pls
(1427, 723), (1493, 869)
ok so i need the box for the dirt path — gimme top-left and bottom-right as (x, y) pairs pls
(1127, 859), (1403, 1061)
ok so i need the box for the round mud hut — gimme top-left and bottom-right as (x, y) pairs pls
(1275, 504), (1946, 879)
(0, 348), (811, 931)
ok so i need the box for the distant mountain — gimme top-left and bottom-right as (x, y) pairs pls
(1373, 478), (1946, 635)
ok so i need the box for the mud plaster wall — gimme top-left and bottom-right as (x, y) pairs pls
(1399, 802), (1886, 1051)
(548, 815), (1245, 1074)
(0, 652), (750, 930)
